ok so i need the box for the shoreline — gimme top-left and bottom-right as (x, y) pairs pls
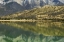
(0, 20), (37, 22)
(0, 19), (64, 22)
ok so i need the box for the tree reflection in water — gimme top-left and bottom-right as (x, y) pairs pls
(0, 20), (64, 42)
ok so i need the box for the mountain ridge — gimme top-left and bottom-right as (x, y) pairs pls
(0, 0), (64, 16)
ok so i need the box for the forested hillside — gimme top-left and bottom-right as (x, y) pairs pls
(1, 5), (64, 20)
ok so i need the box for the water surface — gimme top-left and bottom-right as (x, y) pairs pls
(0, 20), (64, 42)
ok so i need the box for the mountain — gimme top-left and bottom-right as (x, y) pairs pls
(0, 2), (25, 16)
(0, 0), (64, 16)
(0, 0), (64, 7)
(1, 5), (64, 20)
(48, 0), (64, 5)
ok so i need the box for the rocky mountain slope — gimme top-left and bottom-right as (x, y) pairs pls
(0, 2), (25, 16)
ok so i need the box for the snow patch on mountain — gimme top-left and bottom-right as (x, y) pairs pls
(0, 0), (64, 6)
(0, 0), (4, 4)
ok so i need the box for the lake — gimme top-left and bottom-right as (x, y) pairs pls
(0, 20), (64, 42)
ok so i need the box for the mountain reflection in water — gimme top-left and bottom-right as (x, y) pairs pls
(0, 20), (64, 42)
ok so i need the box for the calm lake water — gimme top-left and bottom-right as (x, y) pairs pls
(0, 20), (64, 42)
